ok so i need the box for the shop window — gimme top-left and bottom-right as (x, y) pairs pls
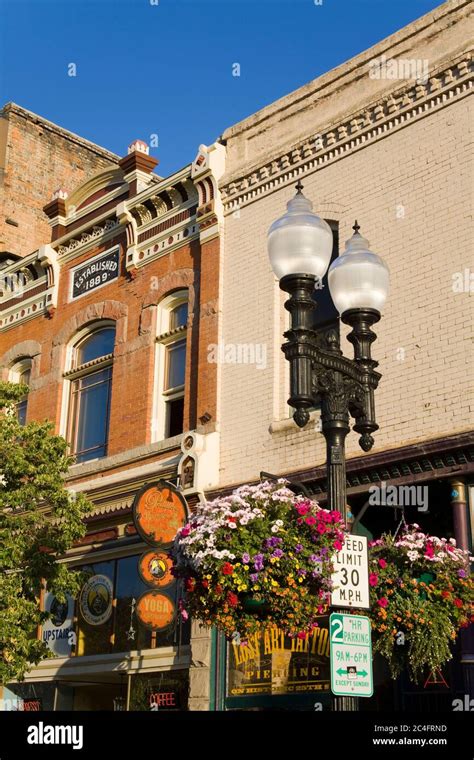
(74, 555), (190, 658)
(154, 291), (188, 440)
(10, 359), (32, 425)
(65, 324), (115, 463)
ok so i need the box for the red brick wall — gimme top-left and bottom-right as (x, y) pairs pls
(0, 104), (118, 257)
(0, 231), (220, 461)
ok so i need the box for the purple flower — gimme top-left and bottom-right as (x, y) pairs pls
(250, 573), (259, 583)
(253, 553), (264, 571)
(297, 569), (307, 577)
(242, 553), (250, 564)
(320, 547), (329, 556)
(272, 549), (284, 558)
(310, 554), (321, 563)
(458, 569), (467, 578)
(295, 544), (303, 554)
(311, 569), (322, 578)
(265, 536), (282, 548)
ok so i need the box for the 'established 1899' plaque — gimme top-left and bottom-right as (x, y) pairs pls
(71, 247), (120, 300)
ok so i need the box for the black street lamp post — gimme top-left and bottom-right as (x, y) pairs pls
(268, 183), (390, 710)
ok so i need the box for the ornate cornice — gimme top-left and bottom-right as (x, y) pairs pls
(220, 53), (473, 214)
(56, 218), (120, 260)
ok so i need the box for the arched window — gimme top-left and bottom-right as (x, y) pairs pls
(155, 291), (188, 440)
(65, 324), (115, 463)
(10, 359), (32, 425)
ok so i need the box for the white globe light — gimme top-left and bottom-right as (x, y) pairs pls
(328, 224), (390, 314)
(267, 184), (333, 280)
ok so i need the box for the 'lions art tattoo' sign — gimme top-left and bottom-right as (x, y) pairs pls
(71, 247), (119, 300)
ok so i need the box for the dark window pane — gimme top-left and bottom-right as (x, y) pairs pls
(169, 302), (188, 331)
(70, 368), (111, 462)
(165, 341), (186, 390)
(76, 328), (115, 366)
(17, 399), (28, 426)
(167, 397), (184, 438)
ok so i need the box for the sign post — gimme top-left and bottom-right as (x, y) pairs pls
(330, 612), (373, 697)
(331, 535), (370, 609)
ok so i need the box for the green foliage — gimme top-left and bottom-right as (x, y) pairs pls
(0, 382), (92, 683)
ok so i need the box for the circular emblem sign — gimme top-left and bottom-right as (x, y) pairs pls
(79, 574), (113, 626)
(136, 591), (176, 631)
(133, 481), (187, 548)
(49, 597), (69, 627)
(138, 551), (174, 588)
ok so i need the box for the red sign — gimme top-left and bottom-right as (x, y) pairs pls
(133, 481), (187, 548)
(136, 591), (176, 631)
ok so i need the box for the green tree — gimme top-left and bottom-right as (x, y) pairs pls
(0, 381), (92, 683)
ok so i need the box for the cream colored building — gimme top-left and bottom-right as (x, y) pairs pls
(216, 0), (473, 491)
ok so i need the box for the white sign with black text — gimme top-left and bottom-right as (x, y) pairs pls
(331, 535), (370, 609)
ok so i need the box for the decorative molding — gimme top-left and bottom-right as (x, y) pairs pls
(56, 218), (120, 259)
(220, 53), (473, 213)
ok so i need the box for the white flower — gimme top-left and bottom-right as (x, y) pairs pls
(271, 525), (280, 533)
(228, 523), (237, 529)
(275, 520), (283, 527)
(407, 550), (419, 561)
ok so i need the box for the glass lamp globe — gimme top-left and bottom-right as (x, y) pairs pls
(267, 183), (333, 280)
(328, 223), (390, 314)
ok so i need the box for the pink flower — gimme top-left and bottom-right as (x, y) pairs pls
(316, 523), (326, 534)
(425, 544), (435, 558)
(305, 516), (317, 526)
(180, 525), (191, 537)
(369, 573), (378, 587)
(377, 597), (388, 608)
(297, 632), (307, 640)
(334, 540), (343, 551)
(378, 559), (387, 569)
(180, 609), (189, 621)
(296, 504), (309, 516)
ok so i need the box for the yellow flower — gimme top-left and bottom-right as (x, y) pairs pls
(241, 584), (248, 591)
(271, 580), (278, 587)
(244, 565), (249, 571)
(252, 585), (260, 591)
(298, 577), (303, 583)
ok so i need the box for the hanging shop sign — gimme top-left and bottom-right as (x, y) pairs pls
(331, 535), (370, 609)
(132, 480), (187, 548)
(79, 574), (114, 626)
(138, 550), (174, 588)
(330, 612), (373, 697)
(42, 592), (75, 656)
(136, 591), (176, 631)
(227, 619), (331, 697)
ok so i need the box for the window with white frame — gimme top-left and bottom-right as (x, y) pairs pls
(10, 359), (32, 425)
(155, 291), (188, 440)
(64, 323), (115, 463)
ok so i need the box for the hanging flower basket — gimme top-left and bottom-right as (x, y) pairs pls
(367, 524), (473, 682)
(171, 480), (347, 638)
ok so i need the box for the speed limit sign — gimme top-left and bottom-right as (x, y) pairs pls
(331, 535), (370, 609)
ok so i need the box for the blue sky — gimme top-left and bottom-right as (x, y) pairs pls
(1, 0), (443, 176)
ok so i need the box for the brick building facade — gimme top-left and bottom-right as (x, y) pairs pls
(0, 103), (118, 259)
(0, 135), (225, 710)
(213, 0), (473, 709)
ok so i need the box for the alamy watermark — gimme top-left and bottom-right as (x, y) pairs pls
(207, 341), (267, 370)
(368, 54), (429, 84)
(368, 483), (429, 513)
